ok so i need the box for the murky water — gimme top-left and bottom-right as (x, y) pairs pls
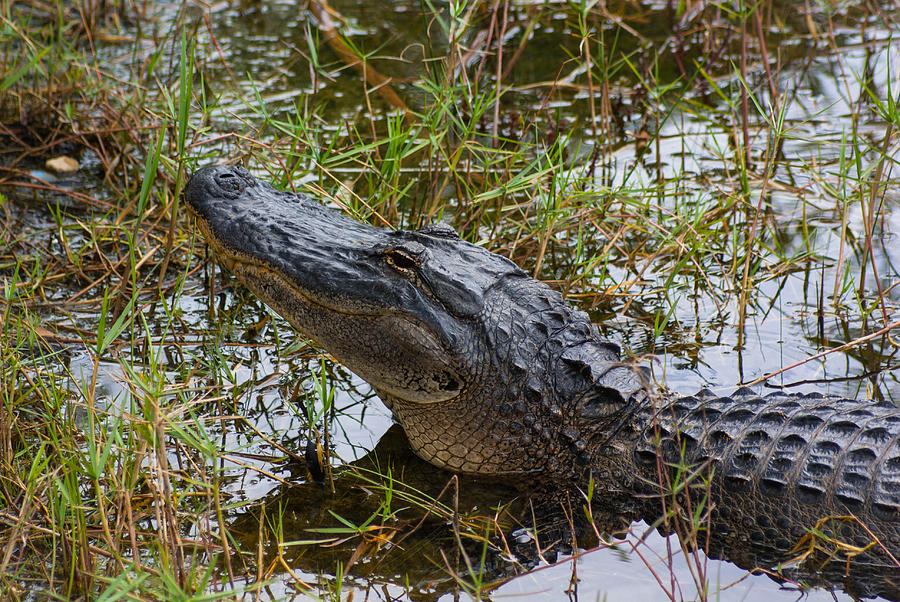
(4, 1), (899, 600)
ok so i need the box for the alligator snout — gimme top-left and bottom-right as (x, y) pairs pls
(185, 164), (256, 208)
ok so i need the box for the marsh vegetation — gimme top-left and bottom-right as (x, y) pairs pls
(0, 0), (898, 600)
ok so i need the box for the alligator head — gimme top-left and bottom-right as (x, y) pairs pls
(185, 164), (647, 476)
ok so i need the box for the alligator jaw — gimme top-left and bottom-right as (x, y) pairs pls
(185, 165), (467, 405)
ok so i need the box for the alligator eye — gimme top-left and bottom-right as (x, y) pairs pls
(384, 249), (419, 273)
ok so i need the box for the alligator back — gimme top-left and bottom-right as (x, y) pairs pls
(630, 388), (900, 598)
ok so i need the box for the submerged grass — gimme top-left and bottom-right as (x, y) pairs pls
(0, 0), (898, 600)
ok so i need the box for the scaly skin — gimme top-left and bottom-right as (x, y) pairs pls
(185, 165), (900, 599)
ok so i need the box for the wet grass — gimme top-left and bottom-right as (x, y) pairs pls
(1, 0), (899, 600)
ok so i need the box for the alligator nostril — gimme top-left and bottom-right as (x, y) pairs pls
(215, 170), (244, 194)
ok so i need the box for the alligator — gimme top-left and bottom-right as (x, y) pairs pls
(185, 164), (900, 600)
